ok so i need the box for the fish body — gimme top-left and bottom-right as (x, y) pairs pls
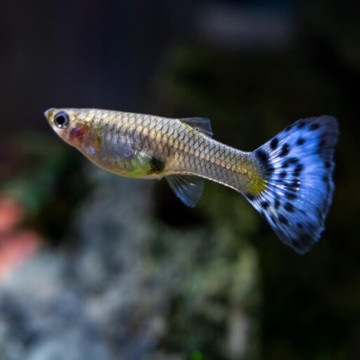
(44, 108), (265, 193)
(45, 108), (339, 254)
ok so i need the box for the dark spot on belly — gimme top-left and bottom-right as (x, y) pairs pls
(149, 156), (165, 174)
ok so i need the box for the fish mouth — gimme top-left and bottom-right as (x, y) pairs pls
(44, 107), (56, 121)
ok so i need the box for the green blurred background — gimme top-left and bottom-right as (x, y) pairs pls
(0, 1), (358, 359)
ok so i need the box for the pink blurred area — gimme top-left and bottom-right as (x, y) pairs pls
(0, 196), (42, 282)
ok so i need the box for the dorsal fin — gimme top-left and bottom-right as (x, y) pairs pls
(180, 117), (213, 137)
(166, 175), (204, 207)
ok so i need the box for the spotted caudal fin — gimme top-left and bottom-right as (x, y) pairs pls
(246, 116), (339, 254)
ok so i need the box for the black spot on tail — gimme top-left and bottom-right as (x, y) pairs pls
(310, 123), (320, 131)
(261, 200), (269, 209)
(284, 202), (295, 213)
(274, 199), (281, 209)
(285, 192), (297, 200)
(270, 137), (279, 150)
(245, 193), (256, 201)
(297, 120), (306, 129)
(279, 171), (287, 179)
(278, 214), (288, 225)
(296, 137), (305, 146)
(279, 143), (290, 157)
(293, 163), (304, 177)
(255, 149), (274, 175)
(248, 115), (338, 254)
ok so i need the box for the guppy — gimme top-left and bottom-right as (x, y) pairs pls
(45, 108), (338, 254)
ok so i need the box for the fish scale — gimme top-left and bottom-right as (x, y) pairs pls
(45, 108), (338, 254)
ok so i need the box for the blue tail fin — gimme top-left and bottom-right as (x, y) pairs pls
(247, 116), (339, 254)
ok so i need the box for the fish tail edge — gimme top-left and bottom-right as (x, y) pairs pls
(245, 115), (339, 254)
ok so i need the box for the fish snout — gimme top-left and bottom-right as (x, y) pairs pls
(44, 108), (56, 121)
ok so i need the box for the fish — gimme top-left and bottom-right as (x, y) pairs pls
(44, 108), (339, 254)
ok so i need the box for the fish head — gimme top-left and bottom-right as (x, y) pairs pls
(44, 108), (101, 156)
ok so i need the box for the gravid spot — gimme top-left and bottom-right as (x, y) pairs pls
(149, 157), (165, 173)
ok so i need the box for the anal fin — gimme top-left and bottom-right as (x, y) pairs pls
(166, 175), (204, 207)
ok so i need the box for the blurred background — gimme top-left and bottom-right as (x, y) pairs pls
(0, 0), (358, 359)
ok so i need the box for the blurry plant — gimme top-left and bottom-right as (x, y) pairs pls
(0, 131), (92, 281)
(0, 132), (92, 244)
(145, 181), (261, 360)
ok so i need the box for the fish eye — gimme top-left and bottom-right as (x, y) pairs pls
(54, 111), (70, 129)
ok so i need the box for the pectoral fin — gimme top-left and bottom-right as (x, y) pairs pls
(166, 175), (204, 207)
